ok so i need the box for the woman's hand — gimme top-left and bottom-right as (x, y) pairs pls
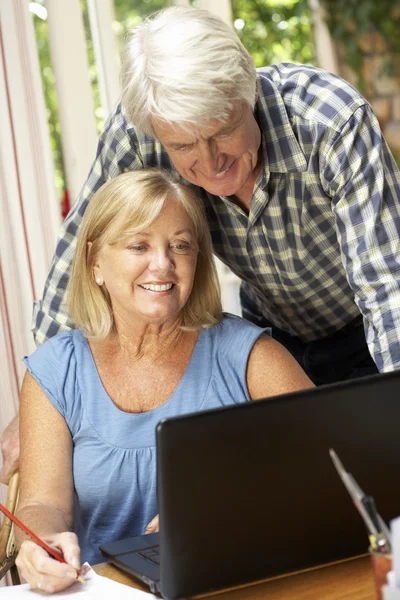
(145, 514), (159, 534)
(16, 532), (81, 593)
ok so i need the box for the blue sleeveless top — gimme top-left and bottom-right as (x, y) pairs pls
(23, 314), (266, 564)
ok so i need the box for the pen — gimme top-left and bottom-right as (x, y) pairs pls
(329, 450), (379, 534)
(0, 503), (86, 584)
(345, 475), (392, 548)
(362, 495), (381, 534)
(329, 449), (391, 553)
(361, 495), (392, 553)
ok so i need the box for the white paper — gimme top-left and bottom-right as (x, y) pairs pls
(0, 566), (158, 599)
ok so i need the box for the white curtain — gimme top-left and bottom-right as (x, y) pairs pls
(0, 0), (60, 539)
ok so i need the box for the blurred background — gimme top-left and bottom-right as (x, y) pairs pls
(1, 0), (400, 532)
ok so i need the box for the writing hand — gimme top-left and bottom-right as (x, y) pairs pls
(16, 532), (81, 593)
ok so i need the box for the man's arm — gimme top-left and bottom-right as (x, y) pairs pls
(32, 103), (144, 346)
(322, 104), (400, 371)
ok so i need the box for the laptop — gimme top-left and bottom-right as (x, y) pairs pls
(100, 369), (400, 599)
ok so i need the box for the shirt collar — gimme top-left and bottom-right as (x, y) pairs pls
(256, 72), (308, 174)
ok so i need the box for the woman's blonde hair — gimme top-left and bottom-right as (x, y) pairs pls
(68, 169), (222, 340)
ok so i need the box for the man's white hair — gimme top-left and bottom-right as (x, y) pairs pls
(121, 6), (257, 137)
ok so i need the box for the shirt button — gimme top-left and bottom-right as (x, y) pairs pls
(260, 259), (266, 267)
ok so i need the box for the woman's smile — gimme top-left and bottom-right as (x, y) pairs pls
(138, 282), (175, 292)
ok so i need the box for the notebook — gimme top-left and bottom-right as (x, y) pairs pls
(100, 369), (400, 599)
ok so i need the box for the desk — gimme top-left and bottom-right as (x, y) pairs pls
(94, 555), (376, 599)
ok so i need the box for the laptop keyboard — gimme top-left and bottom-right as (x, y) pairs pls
(137, 545), (160, 566)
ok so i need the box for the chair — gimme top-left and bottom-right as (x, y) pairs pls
(0, 471), (20, 585)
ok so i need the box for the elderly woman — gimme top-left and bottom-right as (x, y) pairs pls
(16, 169), (312, 592)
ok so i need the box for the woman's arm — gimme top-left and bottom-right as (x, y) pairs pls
(246, 335), (314, 400)
(15, 371), (80, 592)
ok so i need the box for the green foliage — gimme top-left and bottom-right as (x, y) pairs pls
(31, 0), (167, 199)
(320, 0), (400, 87)
(84, 0), (167, 133)
(113, 0), (166, 52)
(81, 0), (103, 133)
(231, 0), (315, 67)
(32, 12), (65, 199)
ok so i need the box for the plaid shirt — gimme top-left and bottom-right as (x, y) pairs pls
(33, 63), (400, 372)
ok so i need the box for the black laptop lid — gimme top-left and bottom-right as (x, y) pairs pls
(156, 370), (400, 599)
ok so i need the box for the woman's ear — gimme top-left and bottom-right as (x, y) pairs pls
(93, 267), (103, 286)
(88, 242), (103, 285)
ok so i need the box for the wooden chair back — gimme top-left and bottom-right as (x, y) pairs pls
(0, 471), (20, 585)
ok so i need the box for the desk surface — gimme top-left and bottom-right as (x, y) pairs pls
(94, 555), (377, 599)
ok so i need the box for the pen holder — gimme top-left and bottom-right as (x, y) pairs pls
(369, 548), (392, 600)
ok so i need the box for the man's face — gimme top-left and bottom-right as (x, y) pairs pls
(152, 103), (261, 198)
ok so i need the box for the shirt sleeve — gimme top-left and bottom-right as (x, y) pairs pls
(23, 333), (80, 434)
(32, 104), (144, 346)
(322, 104), (400, 372)
(211, 315), (269, 403)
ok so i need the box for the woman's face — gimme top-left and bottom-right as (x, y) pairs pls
(93, 198), (198, 328)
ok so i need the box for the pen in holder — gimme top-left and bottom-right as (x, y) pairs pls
(329, 450), (395, 600)
(369, 548), (392, 600)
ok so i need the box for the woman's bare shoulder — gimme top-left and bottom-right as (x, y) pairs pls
(246, 334), (314, 400)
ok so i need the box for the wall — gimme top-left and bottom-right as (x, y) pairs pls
(338, 32), (400, 162)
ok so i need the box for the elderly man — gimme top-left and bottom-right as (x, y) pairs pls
(1, 6), (400, 482)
